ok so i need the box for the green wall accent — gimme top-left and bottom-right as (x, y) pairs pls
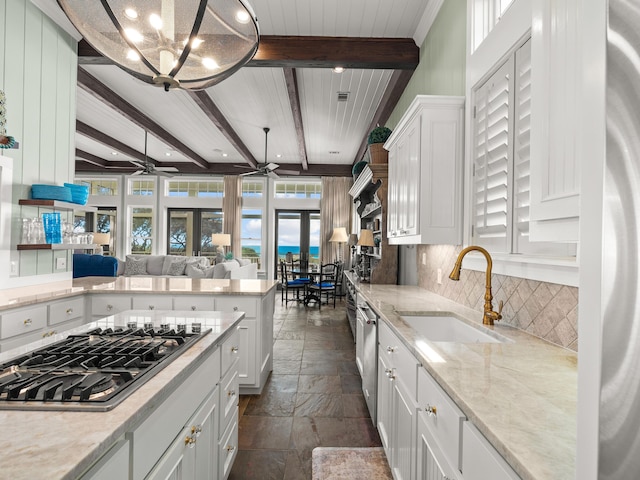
(387, 0), (467, 130)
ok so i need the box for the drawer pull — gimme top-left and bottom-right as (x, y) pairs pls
(23, 318), (32, 326)
(66, 308), (73, 315)
(233, 306), (239, 311)
(385, 368), (395, 380)
(227, 389), (236, 397)
(191, 306), (197, 311)
(184, 435), (197, 448)
(425, 404), (437, 417)
(107, 304), (113, 311)
(191, 425), (202, 437)
(231, 346), (239, 354)
(386, 346), (396, 354)
(148, 305), (155, 310)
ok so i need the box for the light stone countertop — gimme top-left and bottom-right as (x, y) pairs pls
(0, 276), (278, 312)
(0, 309), (244, 480)
(348, 273), (576, 480)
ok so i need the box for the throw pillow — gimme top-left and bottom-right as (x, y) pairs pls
(236, 258), (251, 267)
(124, 256), (148, 276)
(185, 264), (205, 278)
(166, 257), (188, 276)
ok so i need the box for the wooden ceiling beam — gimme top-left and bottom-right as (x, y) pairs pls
(283, 68), (308, 171)
(186, 90), (259, 169)
(77, 68), (209, 169)
(352, 69), (415, 166)
(76, 121), (159, 166)
(78, 36), (419, 69)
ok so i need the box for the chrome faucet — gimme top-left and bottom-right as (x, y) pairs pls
(449, 245), (503, 326)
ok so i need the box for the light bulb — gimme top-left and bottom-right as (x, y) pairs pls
(124, 8), (138, 19)
(235, 10), (250, 24)
(124, 28), (143, 43)
(202, 57), (219, 70)
(149, 13), (163, 30)
(126, 49), (140, 61)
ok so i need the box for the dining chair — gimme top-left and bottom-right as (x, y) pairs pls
(307, 262), (340, 309)
(280, 260), (307, 304)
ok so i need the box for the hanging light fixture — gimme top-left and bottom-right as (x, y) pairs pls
(57, 0), (259, 91)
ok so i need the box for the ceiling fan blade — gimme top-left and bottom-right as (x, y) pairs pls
(131, 170), (144, 176)
(276, 169), (300, 175)
(155, 166), (179, 172)
(240, 170), (258, 176)
(155, 170), (175, 177)
(267, 170), (280, 180)
(265, 162), (279, 170)
(131, 161), (145, 168)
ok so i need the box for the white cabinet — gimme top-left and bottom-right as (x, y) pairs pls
(91, 294), (132, 318)
(417, 414), (461, 480)
(131, 294), (173, 311)
(462, 422), (520, 480)
(218, 328), (239, 480)
(173, 295), (216, 311)
(377, 321), (420, 480)
(385, 95), (465, 245)
(80, 438), (130, 480)
(530, 0), (581, 242)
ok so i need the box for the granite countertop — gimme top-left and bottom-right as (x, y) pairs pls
(0, 309), (244, 480)
(0, 277), (278, 311)
(347, 273), (576, 480)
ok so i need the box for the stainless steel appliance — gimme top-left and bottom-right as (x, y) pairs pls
(345, 279), (357, 339)
(356, 301), (378, 424)
(0, 320), (210, 412)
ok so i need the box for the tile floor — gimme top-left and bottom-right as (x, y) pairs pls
(229, 296), (383, 479)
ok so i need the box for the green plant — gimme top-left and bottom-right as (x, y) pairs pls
(367, 126), (392, 145)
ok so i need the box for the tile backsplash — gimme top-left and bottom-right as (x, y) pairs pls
(417, 245), (578, 351)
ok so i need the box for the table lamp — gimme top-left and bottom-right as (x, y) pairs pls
(357, 229), (375, 250)
(329, 227), (349, 263)
(93, 232), (110, 255)
(212, 233), (231, 256)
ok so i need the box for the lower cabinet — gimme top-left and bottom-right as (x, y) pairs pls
(416, 413), (461, 480)
(80, 438), (130, 480)
(462, 423), (520, 480)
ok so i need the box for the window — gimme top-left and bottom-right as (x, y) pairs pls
(130, 179), (155, 196)
(130, 207), (153, 254)
(241, 209), (262, 269)
(166, 179), (224, 197)
(78, 179), (118, 196)
(471, 38), (575, 257)
(471, 0), (515, 52)
(242, 181), (263, 198)
(274, 181), (321, 199)
(167, 209), (222, 259)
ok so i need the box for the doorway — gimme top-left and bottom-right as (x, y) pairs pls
(167, 208), (223, 261)
(274, 210), (320, 279)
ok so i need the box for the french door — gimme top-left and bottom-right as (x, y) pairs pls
(274, 210), (320, 278)
(167, 208), (222, 260)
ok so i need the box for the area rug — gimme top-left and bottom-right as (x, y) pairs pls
(312, 447), (392, 479)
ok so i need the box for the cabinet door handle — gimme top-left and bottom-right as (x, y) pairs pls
(66, 308), (73, 315)
(191, 425), (202, 437)
(227, 389), (236, 397)
(385, 368), (396, 380)
(231, 346), (239, 354)
(425, 404), (437, 417)
(226, 445), (236, 453)
(184, 435), (197, 448)
(386, 346), (396, 354)
(23, 318), (32, 326)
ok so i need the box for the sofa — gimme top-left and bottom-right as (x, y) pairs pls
(72, 253), (118, 278)
(117, 255), (257, 279)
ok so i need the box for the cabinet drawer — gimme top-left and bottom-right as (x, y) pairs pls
(462, 422), (520, 480)
(216, 296), (257, 318)
(219, 365), (239, 434)
(1, 305), (47, 340)
(379, 321), (419, 397)
(92, 295), (132, 317)
(130, 351), (220, 480)
(218, 413), (239, 480)
(131, 295), (173, 311)
(48, 297), (85, 325)
(173, 295), (215, 311)
(220, 328), (240, 377)
(418, 367), (466, 471)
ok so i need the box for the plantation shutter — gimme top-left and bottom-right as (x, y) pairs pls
(512, 39), (532, 253)
(471, 59), (512, 252)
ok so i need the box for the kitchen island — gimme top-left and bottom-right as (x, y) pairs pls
(0, 309), (244, 480)
(347, 273), (576, 480)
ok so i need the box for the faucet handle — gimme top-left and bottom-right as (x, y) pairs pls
(498, 300), (503, 315)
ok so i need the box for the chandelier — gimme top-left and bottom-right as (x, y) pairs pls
(57, 0), (259, 91)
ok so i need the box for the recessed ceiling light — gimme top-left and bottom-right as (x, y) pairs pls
(333, 66), (345, 73)
(165, 152), (172, 157)
(111, 151), (118, 156)
(276, 154), (282, 158)
(222, 153), (228, 157)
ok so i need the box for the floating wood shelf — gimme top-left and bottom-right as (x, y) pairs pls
(17, 243), (99, 251)
(18, 199), (96, 212)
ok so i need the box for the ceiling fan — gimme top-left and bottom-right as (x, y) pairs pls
(237, 127), (300, 179)
(131, 130), (178, 177)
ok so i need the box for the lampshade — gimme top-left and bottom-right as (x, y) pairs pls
(329, 227), (349, 243)
(357, 229), (375, 247)
(348, 233), (358, 246)
(93, 233), (111, 245)
(211, 233), (231, 246)
(57, 0), (259, 91)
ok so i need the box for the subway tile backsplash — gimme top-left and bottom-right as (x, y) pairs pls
(416, 245), (578, 351)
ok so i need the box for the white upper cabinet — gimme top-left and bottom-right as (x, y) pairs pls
(385, 95), (465, 245)
(530, 0), (581, 242)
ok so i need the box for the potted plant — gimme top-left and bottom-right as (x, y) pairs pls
(367, 126), (392, 164)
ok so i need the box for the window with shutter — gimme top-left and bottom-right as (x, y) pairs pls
(471, 38), (576, 257)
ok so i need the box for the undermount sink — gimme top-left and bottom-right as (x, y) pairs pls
(400, 315), (506, 344)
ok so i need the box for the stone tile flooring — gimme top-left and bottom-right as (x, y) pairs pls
(229, 298), (383, 480)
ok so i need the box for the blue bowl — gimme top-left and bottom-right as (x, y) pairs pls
(31, 184), (73, 202)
